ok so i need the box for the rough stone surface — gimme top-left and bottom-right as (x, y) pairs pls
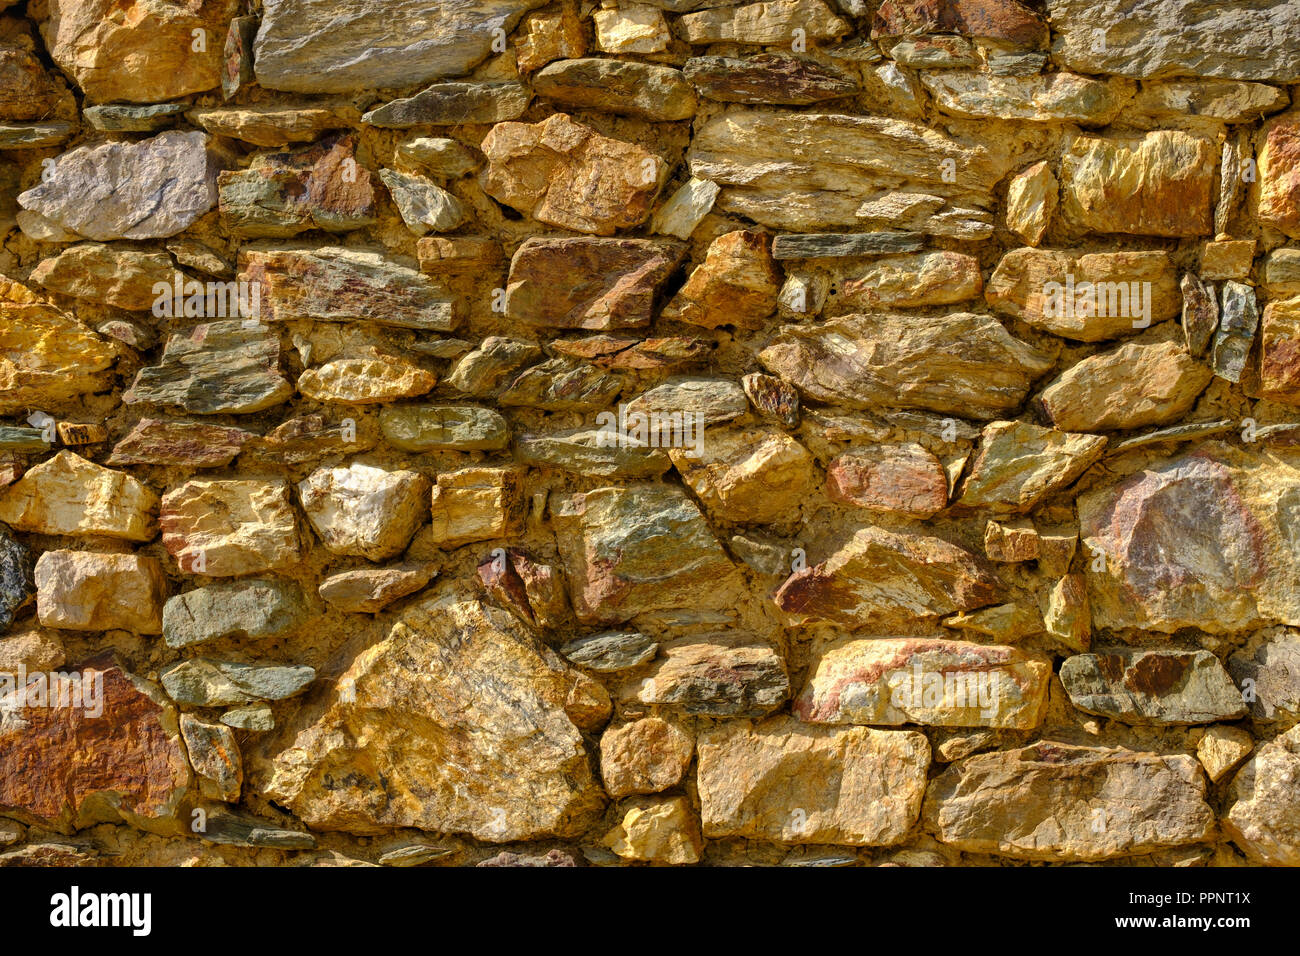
(35, 552), (166, 634)
(1060, 649), (1246, 725)
(0, 451), (158, 541)
(160, 479), (302, 577)
(163, 578), (308, 649)
(299, 463), (429, 560)
(958, 420), (1106, 513)
(1224, 724), (1300, 865)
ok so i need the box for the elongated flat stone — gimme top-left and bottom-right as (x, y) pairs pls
(125, 321), (293, 415)
(516, 428), (673, 479)
(17, 131), (222, 241)
(923, 741), (1215, 860)
(253, 0), (545, 93)
(108, 419), (254, 468)
(795, 637), (1051, 729)
(163, 578), (309, 649)
(959, 420), (1107, 513)
(362, 82), (530, 127)
(161, 658), (315, 706)
(685, 53), (856, 105)
(240, 245), (456, 331)
(380, 405), (508, 452)
(760, 312), (1053, 419)
(1061, 649), (1245, 725)
(0, 451), (158, 542)
(560, 631), (658, 673)
(534, 59), (696, 121)
(770, 231), (922, 259)
(625, 633), (789, 718)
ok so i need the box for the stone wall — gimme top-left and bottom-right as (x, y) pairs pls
(0, 0), (1298, 867)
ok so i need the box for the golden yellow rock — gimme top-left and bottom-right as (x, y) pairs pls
(1200, 239), (1256, 280)
(0, 451), (158, 541)
(298, 358), (437, 404)
(600, 717), (694, 798)
(1005, 161), (1056, 245)
(604, 796), (703, 864)
(426, 467), (526, 549)
(0, 280), (116, 414)
(668, 427), (815, 525)
(1197, 725), (1253, 784)
(660, 230), (780, 330)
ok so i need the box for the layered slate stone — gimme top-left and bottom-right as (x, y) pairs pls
(218, 134), (377, 238)
(362, 82), (530, 127)
(661, 231), (781, 330)
(1040, 339), (1213, 432)
(29, 243), (177, 311)
(260, 592), (608, 841)
(1224, 724), (1300, 865)
(378, 169), (464, 235)
(985, 249), (1181, 341)
(241, 245), (456, 331)
(125, 321), (293, 415)
(163, 578), (309, 649)
(480, 114), (667, 235)
(36, 0), (238, 102)
(1046, 0), (1300, 83)
(160, 479), (302, 577)
(560, 630), (658, 673)
(668, 427), (815, 525)
(552, 484), (743, 625)
(17, 131), (222, 240)
(697, 717), (930, 846)
(252, 0), (545, 93)
(0, 16), (74, 121)
(688, 111), (1018, 235)
(516, 428), (673, 479)
(161, 658), (315, 706)
(379, 405), (508, 452)
(0, 451), (158, 541)
(624, 633), (789, 718)
(774, 527), (1003, 633)
(1059, 130), (1216, 238)
(188, 104), (358, 147)
(795, 637), (1050, 729)
(504, 237), (685, 330)
(35, 552), (166, 634)
(0, 280), (116, 414)
(827, 444), (949, 518)
(624, 377), (749, 427)
(533, 59), (696, 121)
(498, 358), (622, 411)
(298, 462), (430, 560)
(922, 72), (1133, 125)
(958, 420), (1107, 513)
(684, 53), (856, 105)
(759, 313), (1053, 419)
(107, 419), (254, 469)
(1061, 648), (1244, 724)
(0, 656), (189, 831)
(1078, 442), (1300, 633)
(923, 741), (1215, 860)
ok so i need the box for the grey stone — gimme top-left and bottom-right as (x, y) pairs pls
(0, 526), (34, 633)
(83, 103), (187, 132)
(379, 169), (464, 235)
(561, 632), (659, 672)
(362, 83), (531, 127)
(771, 232), (924, 259)
(1229, 628), (1300, 722)
(1060, 649), (1246, 725)
(1212, 280), (1259, 383)
(379, 405), (509, 452)
(161, 658), (316, 706)
(516, 428), (674, 478)
(162, 578), (310, 649)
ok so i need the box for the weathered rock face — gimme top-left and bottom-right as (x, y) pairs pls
(35, 551), (166, 634)
(697, 717), (930, 846)
(253, 0), (544, 93)
(1059, 130), (1216, 237)
(160, 479), (302, 576)
(18, 131), (223, 240)
(1079, 442), (1300, 634)
(0, 0), (1289, 869)
(0, 656), (189, 831)
(1046, 0), (1300, 82)
(760, 313), (1052, 419)
(1224, 724), (1300, 865)
(0, 451), (157, 541)
(553, 484), (742, 625)
(38, 0), (238, 103)
(259, 592), (606, 841)
(795, 637), (1051, 729)
(924, 741), (1215, 860)
(480, 114), (666, 235)
(775, 527), (1003, 633)
(1060, 649), (1246, 725)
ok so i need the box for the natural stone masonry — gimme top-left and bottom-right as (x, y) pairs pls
(0, 0), (1295, 869)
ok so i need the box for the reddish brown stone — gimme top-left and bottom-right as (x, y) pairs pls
(108, 418), (255, 468)
(1258, 113), (1300, 239)
(827, 444), (949, 519)
(0, 17), (73, 122)
(661, 231), (781, 330)
(741, 372), (800, 427)
(218, 133), (377, 238)
(872, 0), (1048, 46)
(505, 237), (686, 330)
(0, 655), (189, 831)
(477, 547), (569, 630)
